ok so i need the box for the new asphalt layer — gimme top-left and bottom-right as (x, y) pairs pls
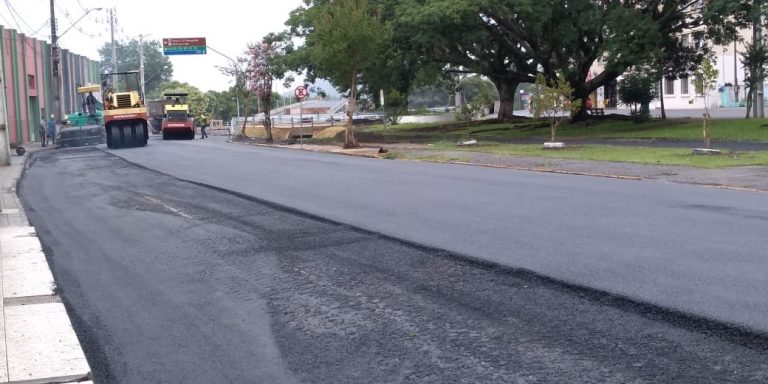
(109, 136), (768, 334)
(18, 146), (768, 382)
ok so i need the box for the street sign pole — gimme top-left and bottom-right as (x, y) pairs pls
(300, 97), (303, 147)
(295, 85), (308, 147)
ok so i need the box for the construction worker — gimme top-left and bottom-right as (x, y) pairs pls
(199, 114), (208, 139)
(47, 115), (57, 145)
(85, 92), (98, 115)
(39, 115), (48, 147)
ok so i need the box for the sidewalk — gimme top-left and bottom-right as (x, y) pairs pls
(0, 143), (92, 383)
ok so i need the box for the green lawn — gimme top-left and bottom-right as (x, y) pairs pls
(430, 142), (768, 168)
(362, 118), (768, 142)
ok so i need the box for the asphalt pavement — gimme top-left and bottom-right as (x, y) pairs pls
(18, 147), (768, 383)
(105, 136), (768, 335)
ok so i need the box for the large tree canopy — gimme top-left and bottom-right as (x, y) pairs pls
(99, 39), (173, 96)
(398, 0), (713, 120)
(282, 0), (727, 123)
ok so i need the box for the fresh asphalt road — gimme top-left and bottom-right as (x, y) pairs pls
(19, 147), (768, 383)
(106, 136), (768, 334)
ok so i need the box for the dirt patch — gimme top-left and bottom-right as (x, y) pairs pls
(313, 126), (346, 139)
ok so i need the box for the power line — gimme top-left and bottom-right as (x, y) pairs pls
(76, 0), (88, 13)
(0, 10), (13, 27)
(4, 0), (39, 35)
(3, 0), (24, 32)
(55, 2), (99, 39)
(31, 19), (49, 36)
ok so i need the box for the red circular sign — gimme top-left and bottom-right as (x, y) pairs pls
(295, 86), (308, 99)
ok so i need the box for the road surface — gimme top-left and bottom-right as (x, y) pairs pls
(19, 146), (768, 383)
(103, 137), (768, 334)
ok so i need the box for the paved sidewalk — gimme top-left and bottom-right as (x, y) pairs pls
(0, 144), (91, 383)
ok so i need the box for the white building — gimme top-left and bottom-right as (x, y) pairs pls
(589, 29), (755, 111)
(657, 30), (748, 110)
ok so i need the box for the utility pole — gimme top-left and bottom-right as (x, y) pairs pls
(0, 69), (10, 165)
(139, 34), (145, 100)
(50, 0), (63, 126)
(110, 8), (117, 87)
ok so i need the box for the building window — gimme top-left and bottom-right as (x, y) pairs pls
(681, 34), (689, 47)
(664, 78), (675, 95)
(680, 76), (689, 95)
(27, 75), (35, 89)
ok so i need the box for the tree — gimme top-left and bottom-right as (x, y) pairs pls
(397, 1), (714, 122)
(741, 40), (768, 118)
(396, 0), (538, 120)
(218, 58), (251, 136)
(153, 81), (210, 117)
(244, 33), (292, 143)
(618, 70), (658, 123)
(99, 39), (173, 96)
(692, 59), (719, 149)
(532, 74), (581, 143)
(300, 0), (391, 148)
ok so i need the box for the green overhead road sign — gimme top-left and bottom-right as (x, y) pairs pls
(163, 37), (207, 56)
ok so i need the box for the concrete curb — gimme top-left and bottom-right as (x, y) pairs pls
(0, 150), (92, 383)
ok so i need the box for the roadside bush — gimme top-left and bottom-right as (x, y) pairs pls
(455, 103), (486, 122)
(384, 90), (407, 125)
(618, 72), (657, 123)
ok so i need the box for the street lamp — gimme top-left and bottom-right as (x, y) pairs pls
(207, 45), (242, 119)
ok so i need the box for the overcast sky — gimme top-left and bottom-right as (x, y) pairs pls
(0, 0), (305, 92)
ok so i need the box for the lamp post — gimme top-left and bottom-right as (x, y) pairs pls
(206, 45), (242, 119)
(138, 34), (151, 102)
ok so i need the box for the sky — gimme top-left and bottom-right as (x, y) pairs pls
(0, 0), (306, 92)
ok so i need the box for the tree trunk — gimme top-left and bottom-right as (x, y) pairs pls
(755, 2), (764, 118)
(659, 78), (667, 120)
(703, 101), (711, 148)
(262, 94), (273, 144)
(746, 87), (753, 119)
(570, 87), (590, 122)
(703, 118), (710, 149)
(241, 97), (249, 137)
(495, 81), (519, 121)
(550, 122), (556, 142)
(344, 71), (360, 149)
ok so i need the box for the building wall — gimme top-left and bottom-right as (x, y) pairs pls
(0, 24), (100, 145)
(653, 29), (753, 110)
(587, 28), (758, 111)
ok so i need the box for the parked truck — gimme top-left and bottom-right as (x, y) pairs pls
(58, 84), (106, 147)
(101, 71), (149, 148)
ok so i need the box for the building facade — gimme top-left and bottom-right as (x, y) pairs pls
(588, 29), (755, 111)
(1, 25), (99, 146)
